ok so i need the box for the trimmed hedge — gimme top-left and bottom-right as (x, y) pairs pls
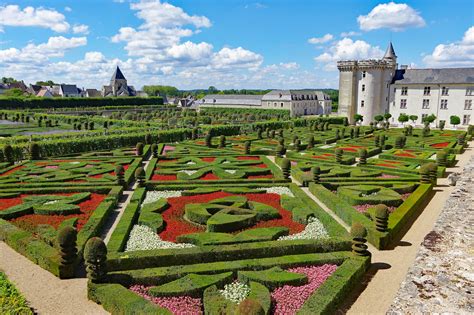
(0, 97), (164, 109)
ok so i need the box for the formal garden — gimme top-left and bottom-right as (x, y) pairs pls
(0, 108), (472, 314)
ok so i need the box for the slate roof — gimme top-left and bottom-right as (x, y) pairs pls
(60, 84), (80, 95)
(111, 66), (126, 81)
(392, 68), (474, 85)
(86, 89), (101, 97)
(200, 94), (263, 106)
(384, 42), (397, 59)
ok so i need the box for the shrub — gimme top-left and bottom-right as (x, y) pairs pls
(135, 167), (145, 186)
(350, 222), (369, 256)
(334, 129), (340, 140)
(278, 137), (285, 146)
(312, 166), (320, 184)
(205, 133), (212, 147)
(294, 139), (301, 152)
(257, 128), (263, 139)
(275, 145), (286, 158)
(374, 205), (389, 232)
(145, 133), (152, 145)
(135, 142), (144, 156)
(151, 144), (158, 158)
(281, 158), (291, 179)
(219, 135), (226, 148)
(29, 142), (40, 160)
(84, 237), (107, 283)
(244, 141), (251, 154)
(419, 164), (431, 184)
(192, 128), (198, 140)
(436, 151), (448, 167)
(307, 136), (314, 149)
(395, 136), (404, 149)
(57, 226), (77, 277)
(439, 120), (445, 131)
(374, 135), (380, 147)
(457, 133), (466, 146)
(354, 126), (360, 138)
(350, 222), (367, 239)
(358, 149), (367, 165)
(426, 162), (438, 184)
(3, 145), (14, 164)
(335, 148), (343, 164)
(115, 165), (125, 186)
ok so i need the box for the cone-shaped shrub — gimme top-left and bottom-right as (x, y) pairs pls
(294, 139), (301, 152)
(3, 145), (14, 164)
(192, 128), (198, 140)
(351, 222), (369, 256)
(427, 162), (438, 185)
(312, 166), (320, 184)
(374, 135), (380, 147)
(145, 133), (152, 145)
(335, 148), (343, 164)
(57, 226), (77, 277)
(275, 145), (286, 158)
(358, 149), (367, 165)
(457, 133), (466, 146)
(335, 129), (340, 140)
(135, 166), (145, 186)
(257, 128), (263, 139)
(151, 144), (158, 158)
(395, 136), (404, 149)
(219, 135), (226, 148)
(374, 205), (389, 232)
(350, 128), (354, 139)
(205, 133), (212, 147)
(281, 158), (291, 179)
(292, 135), (299, 144)
(278, 129), (284, 137)
(307, 136), (314, 149)
(419, 164), (431, 184)
(380, 134), (386, 147)
(244, 141), (251, 154)
(29, 142), (40, 160)
(135, 142), (144, 156)
(115, 165), (125, 186)
(84, 237), (107, 283)
(355, 126), (360, 138)
(436, 151), (448, 167)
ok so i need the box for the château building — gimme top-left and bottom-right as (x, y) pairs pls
(337, 42), (474, 127)
(102, 66), (137, 97)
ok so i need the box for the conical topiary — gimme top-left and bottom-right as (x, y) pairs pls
(374, 204), (389, 232)
(151, 143), (158, 158)
(29, 142), (40, 160)
(84, 237), (107, 283)
(57, 226), (77, 278)
(135, 166), (145, 186)
(275, 145), (286, 158)
(307, 136), (314, 149)
(115, 165), (125, 186)
(335, 148), (343, 164)
(135, 142), (144, 156)
(436, 151), (448, 167)
(419, 164), (431, 184)
(358, 149), (367, 165)
(312, 166), (320, 184)
(244, 141), (251, 154)
(350, 222), (369, 256)
(281, 158), (291, 179)
(219, 135), (226, 148)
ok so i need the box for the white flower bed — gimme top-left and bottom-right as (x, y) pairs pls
(278, 217), (329, 241)
(179, 170), (197, 176)
(69, 161), (81, 164)
(219, 281), (250, 304)
(225, 170), (237, 174)
(186, 161), (196, 165)
(142, 190), (182, 205)
(125, 225), (195, 251)
(258, 186), (294, 197)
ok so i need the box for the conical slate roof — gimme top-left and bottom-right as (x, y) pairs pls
(111, 66), (126, 81)
(383, 42), (397, 59)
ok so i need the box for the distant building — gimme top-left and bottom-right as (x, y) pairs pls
(0, 83), (9, 94)
(36, 87), (53, 98)
(198, 90), (332, 116)
(27, 84), (42, 96)
(337, 42), (474, 127)
(85, 89), (101, 98)
(7, 80), (28, 92)
(102, 66), (137, 97)
(59, 84), (82, 97)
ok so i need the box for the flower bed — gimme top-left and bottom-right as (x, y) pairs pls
(272, 264), (338, 315)
(430, 142), (450, 148)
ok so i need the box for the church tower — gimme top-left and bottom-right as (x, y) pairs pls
(110, 66), (127, 96)
(337, 42), (397, 125)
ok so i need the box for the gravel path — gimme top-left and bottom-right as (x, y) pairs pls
(389, 154), (474, 314)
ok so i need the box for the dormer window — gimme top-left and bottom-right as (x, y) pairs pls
(213, 99), (216, 103)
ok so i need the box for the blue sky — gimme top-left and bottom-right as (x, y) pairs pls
(1, 0), (473, 90)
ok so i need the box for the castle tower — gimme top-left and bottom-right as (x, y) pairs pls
(337, 42), (397, 125)
(110, 66), (127, 96)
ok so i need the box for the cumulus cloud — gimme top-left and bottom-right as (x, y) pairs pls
(423, 26), (474, 67)
(0, 5), (70, 32)
(358, 2), (425, 31)
(308, 34), (333, 44)
(73, 24), (89, 34)
(314, 38), (384, 70)
(64, 6), (72, 12)
(212, 47), (263, 70)
(340, 31), (361, 37)
(0, 36), (87, 63)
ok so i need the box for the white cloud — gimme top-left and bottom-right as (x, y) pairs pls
(0, 5), (70, 32)
(64, 6), (72, 12)
(73, 24), (89, 35)
(0, 36), (87, 63)
(308, 34), (333, 44)
(358, 2), (425, 31)
(166, 41), (213, 61)
(314, 38), (384, 70)
(340, 31), (361, 37)
(423, 26), (474, 67)
(212, 47), (263, 70)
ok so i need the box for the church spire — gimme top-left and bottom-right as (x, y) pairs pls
(383, 42), (397, 60)
(111, 66), (126, 81)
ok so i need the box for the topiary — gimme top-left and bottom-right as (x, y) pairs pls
(84, 237), (107, 283)
(192, 128), (198, 140)
(145, 133), (152, 145)
(374, 135), (380, 147)
(244, 141), (251, 154)
(379, 134), (386, 147)
(278, 137), (285, 146)
(236, 298), (264, 315)
(57, 226), (77, 277)
(334, 129), (340, 140)
(136, 142), (144, 156)
(281, 158), (291, 179)
(426, 162), (438, 184)
(307, 136), (314, 149)
(349, 128), (354, 139)
(294, 139), (301, 152)
(436, 151), (448, 167)
(312, 166), (320, 184)
(115, 165), (125, 186)
(275, 145), (286, 158)
(457, 133), (466, 146)
(205, 133), (212, 147)
(373, 204), (389, 232)
(335, 148), (343, 164)
(354, 126), (360, 138)
(270, 130), (275, 138)
(350, 222), (369, 256)
(29, 142), (40, 160)
(135, 166), (145, 186)
(358, 149), (367, 165)
(257, 128), (263, 139)
(419, 164), (431, 184)
(3, 145), (14, 164)
(151, 143), (158, 158)
(219, 135), (226, 148)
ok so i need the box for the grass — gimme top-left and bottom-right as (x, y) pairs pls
(0, 272), (33, 315)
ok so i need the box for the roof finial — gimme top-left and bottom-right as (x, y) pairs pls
(383, 41), (397, 60)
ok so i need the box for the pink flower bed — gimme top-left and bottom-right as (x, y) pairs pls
(378, 174), (400, 179)
(130, 285), (202, 315)
(45, 165), (59, 169)
(163, 145), (176, 155)
(354, 204), (397, 213)
(272, 264), (337, 315)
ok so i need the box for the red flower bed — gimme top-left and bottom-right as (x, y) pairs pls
(200, 157), (216, 162)
(376, 163), (397, 168)
(312, 156), (328, 160)
(237, 156), (260, 161)
(339, 147), (358, 152)
(252, 163), (268, 168)
(0, 165), (25, 177)
(90, 171), (115, 179)
(195, 141), (205, 145)
(151, 174), (177, 181)
(200, 173), (219, 180)
(395, 152), (416, 158)
(10, 193), (106, 232)
(0, 197), (23, 211)
(159, 192), (304, 242)
(247, 174), (274, 179)
(430, 142), (450, 148)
